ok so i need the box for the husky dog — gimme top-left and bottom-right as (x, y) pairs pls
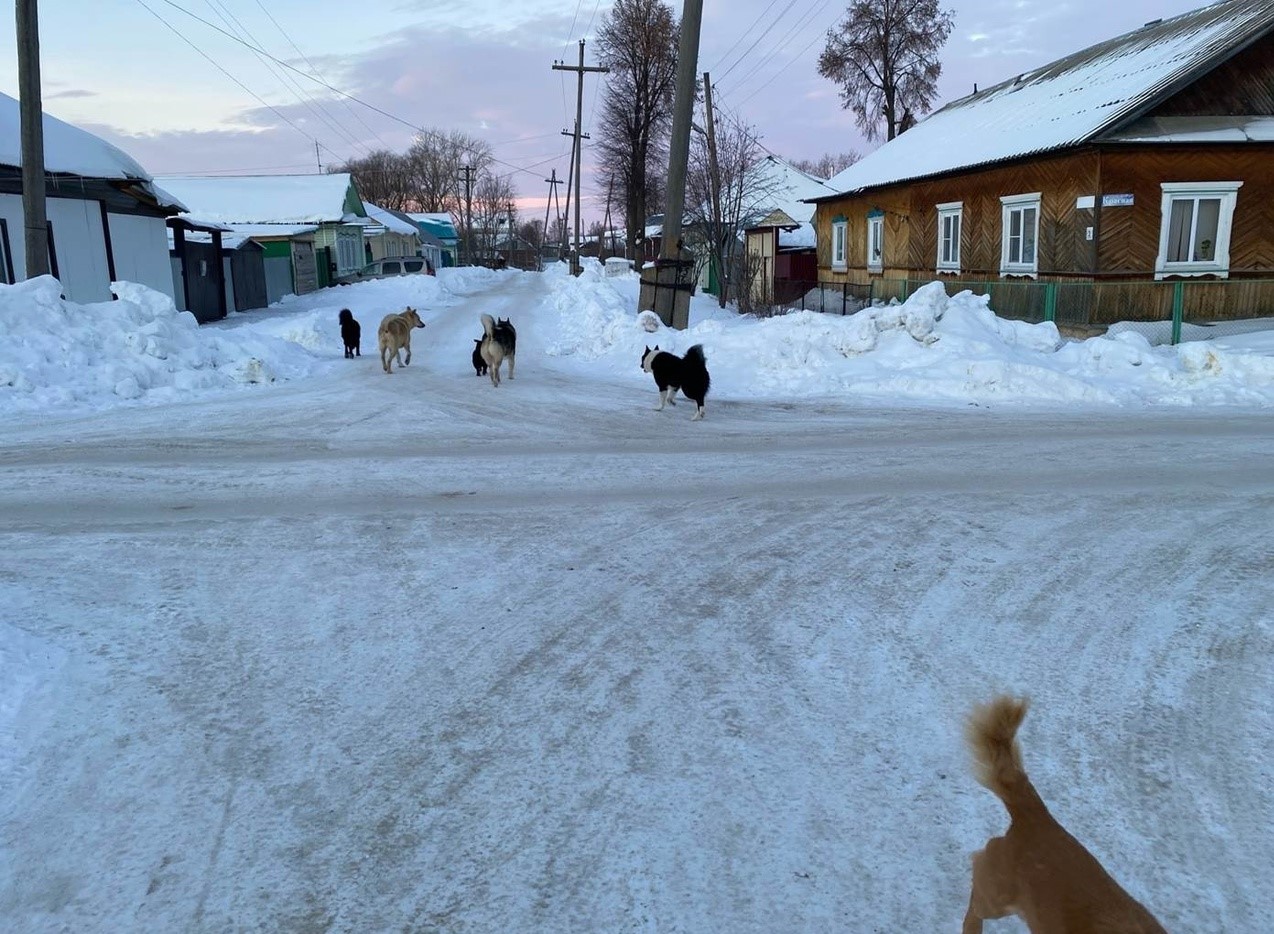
(641, 344), (710, 420)
(338, 308), (361, 358)
(377, 307), (425, 373)
(479, 313), (517, 386)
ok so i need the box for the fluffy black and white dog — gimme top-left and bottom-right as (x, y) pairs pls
(641, 344), (710, 420)
(338, 308), (361, 358)
(472, 338), (488, 376)
(479, 313), (517, 386)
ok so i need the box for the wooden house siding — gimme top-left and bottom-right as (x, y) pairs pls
(816, 151), (1100, 281)
(1096, 144), (1274, 275)
(1147, 34), (1274, 116)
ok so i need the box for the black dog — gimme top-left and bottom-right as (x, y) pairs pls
(472, 338), (488, 376)
(338, 308), (361, 358)
(641, 344), (711, 420)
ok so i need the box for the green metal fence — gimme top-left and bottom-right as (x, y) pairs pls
(788, 277), (1274, 345)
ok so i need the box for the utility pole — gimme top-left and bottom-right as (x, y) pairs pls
(16, 0), (49, 278)
(702, 72), (725, 304)
(559, 128), (578, 260)
(600, 174), (615, 261)
(543, 169), (562, 262)
(315, 141), (322, 174)
(639, 0), (704, 327)
(458, 164), (474, 266)
(552, 40), (608, 276)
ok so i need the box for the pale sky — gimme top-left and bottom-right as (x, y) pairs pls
(1, 0), (1207, 225)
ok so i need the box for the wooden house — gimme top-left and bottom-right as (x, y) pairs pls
(362, 202), (421, 263)
(742, 156), (840, 305)
(407, 213), (460, 267)
(0, 91), (182, 303)
(810, 0), (1274, 326)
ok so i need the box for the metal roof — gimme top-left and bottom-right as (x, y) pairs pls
(822, 0), (1274, 197)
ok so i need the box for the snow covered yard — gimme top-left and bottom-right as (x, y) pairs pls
(1, 265), (1272, 931)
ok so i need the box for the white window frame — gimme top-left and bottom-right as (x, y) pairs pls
(936, 201), (962, 273)
(999, 192), (1041, 277)
(867, 214), (884, 271)
(1154, 182), (1242, 280)
(831, 218), (848, 270)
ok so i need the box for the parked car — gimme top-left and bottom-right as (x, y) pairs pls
(337, 256), (434, 285)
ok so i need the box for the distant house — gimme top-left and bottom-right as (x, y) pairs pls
(362, 202), (421, 263)
(810, 0), (1274, 326)
(0, 91), (183, 303)
(407, 213), (460, 267)
(742, 156), (840, 305)
(155, 173), (370, 298)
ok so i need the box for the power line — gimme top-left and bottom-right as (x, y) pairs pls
(709, 0), (785, 76)
(133, 0), (347, 164)
(250, 0), (390, 149)
(720, 1), (833, 103)
(715, 0), (794, 81)
(149, 0), (556, 180)
(200, 0), (370, 155)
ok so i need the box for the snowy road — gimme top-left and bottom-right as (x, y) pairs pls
(2, 272), (1273, 932)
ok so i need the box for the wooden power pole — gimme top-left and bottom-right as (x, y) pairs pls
(702, 71), (725, 303)
(458, 164), (474, 266)
(639, 0), (705, 328)
(16, 0), (49, 278)
(552, 40), (608, 276)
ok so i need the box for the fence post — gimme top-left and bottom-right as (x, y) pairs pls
(1044, 282), (1057, 323)
(841, 280), (848, 315)
(901, 279), (909, 302)
(1171, 280), (1184, 345)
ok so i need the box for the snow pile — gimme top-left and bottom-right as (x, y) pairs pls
(2, 262), (1272, 418)
(543, 274), (1274, 407)
(0, 277), (320, 415)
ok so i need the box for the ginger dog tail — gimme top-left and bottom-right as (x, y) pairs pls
(966, 696), (1047, 818)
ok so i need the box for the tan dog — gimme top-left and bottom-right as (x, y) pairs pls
(478, 313), (516, 387)
(378, 307), (425, 373)
(963, 696), (1166, 933)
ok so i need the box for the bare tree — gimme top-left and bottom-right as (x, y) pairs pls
(332, 150), (415, 212)
(595, 0), (679, 262)
(818, 0), (955, 142)
(406, 128), (493, 216)
(470, 172), (516, 264)
(788, 151), (861, 180)
(685, 113), (778, 308)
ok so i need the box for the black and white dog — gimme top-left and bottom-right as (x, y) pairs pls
(472, 338), (488, 376)
(479, 313), (517, 386)
(641, 344), (710, 420)
(338, 308), (361, 358)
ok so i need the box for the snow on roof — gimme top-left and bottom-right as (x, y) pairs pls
(363, 203), (419, 237)
(779, 223), (816, 250)
(1104, 114), (1274, 143)
(407, 213), (460, 239)
(0, 92), (183, 209)
(747, 156), (839, 226)
(825, 0), (1274, 196)
(153, 174), (360, 225)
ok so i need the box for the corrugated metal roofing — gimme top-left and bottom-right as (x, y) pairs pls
(824, 0), (1274, 197)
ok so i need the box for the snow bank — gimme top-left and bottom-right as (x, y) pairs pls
(2, 263), (1272, 419)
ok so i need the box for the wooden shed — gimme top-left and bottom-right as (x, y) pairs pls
(810, 0), (1274, 326)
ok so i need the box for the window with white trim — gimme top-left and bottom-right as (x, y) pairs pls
(867, 213), (884, 271)
(831, 217), (847, 269)
(1155, 182), (1242, 279)
(1000, 193), (1040, 276)
(936, 202), (962, 272)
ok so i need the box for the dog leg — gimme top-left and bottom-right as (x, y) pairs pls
(962, 845), (1015, 934)
(692, 404), (704, 421)
(655, 387), (667, 411)
(403, 346), (411, 366)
